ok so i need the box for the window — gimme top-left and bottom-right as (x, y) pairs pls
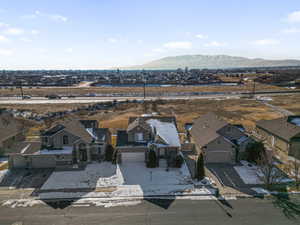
(63, 135), (69, 145)
(135, 133), (144, 142)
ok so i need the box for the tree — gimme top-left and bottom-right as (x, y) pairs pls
(197, 153), (205, 181)
(105, 144), (114, 161)
(257, 152), (284, 189)
(175, 154), (184, 168)
(290, 150), (300, 189)
(245, 141), (265, 163)
(147, 150), (157, 168)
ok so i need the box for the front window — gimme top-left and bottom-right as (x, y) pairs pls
(63, 135), (69, 145)
(135, 132), (144, 142)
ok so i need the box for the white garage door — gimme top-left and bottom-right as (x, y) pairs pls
(122, 152), (145, 162)
(205, 151), (232, 163)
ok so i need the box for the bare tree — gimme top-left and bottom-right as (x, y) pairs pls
(257, 152), (284, 189)
(289, 150), (300, 189)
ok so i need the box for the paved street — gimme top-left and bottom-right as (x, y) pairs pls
(0, 198), (299, 225)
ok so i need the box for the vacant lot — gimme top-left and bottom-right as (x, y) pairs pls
(270, 95), (300, 114)
(0, 81), (285, 97)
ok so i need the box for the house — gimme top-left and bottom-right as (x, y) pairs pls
(8, 118), (111, 169)
(190, 112), (253, 164)
(0, 112), (25, 154)
(256, 116), (300, 161)
(116, 115), (181, 167)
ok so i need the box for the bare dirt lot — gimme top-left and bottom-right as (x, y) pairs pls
(0, 81), (285, 97)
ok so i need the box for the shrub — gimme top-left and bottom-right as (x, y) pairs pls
(175, 155), (184, 168)
(105, 144), (114, 161)
(197, 153), (205, 181)
(245, 141), (266, 163)
(147, 150), (157, 168)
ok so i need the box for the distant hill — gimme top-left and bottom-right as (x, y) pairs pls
(124, 55), (300, 70)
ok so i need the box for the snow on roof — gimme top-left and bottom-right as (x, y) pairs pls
(291, 118), (300, 127)
(86, 128), (97, 139)
(146, 119), (181, 147)
(36, 146), (73, 155)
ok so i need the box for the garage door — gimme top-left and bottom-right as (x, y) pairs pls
(122, 152), (145, 162)
(205, 151), (232, 163)
(31, 156), (56, 168)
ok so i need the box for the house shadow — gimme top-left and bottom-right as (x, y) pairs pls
(0, 168), (53, 190)
(27, 162), (117, 209)
(118, 158), (180, 209)
(271, 190), (300, 221)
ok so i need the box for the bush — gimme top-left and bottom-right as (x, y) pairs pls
(105, 144), (114, 161)
(245, 141), (266, 163)
(112, 149), (118, 164)
(175, 155), (184, 168)
(197, 153), (205, 181)
(147, 150), (157, 168)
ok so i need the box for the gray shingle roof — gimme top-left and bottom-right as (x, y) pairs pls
(190, 112), (228, 147)
(256, 117), (300, 142)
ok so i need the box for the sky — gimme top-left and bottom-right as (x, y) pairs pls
(0, 0), (300, 69)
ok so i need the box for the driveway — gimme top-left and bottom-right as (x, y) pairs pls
(206, 163), (260, 195)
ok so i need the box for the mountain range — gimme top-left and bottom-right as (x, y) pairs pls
(124, 55), (300, 70)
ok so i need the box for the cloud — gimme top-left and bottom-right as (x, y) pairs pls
(65, 48), (73, 53)
(286, 11), (300, 23)
(4, 28), (24, 35)
(281, 28), (300, 34)
(31, 29), (40, 35)
(204, 41), (227, 47)
(107, 38), (118, 43)
(163, 41), (192, 49)
(195, 34), (208, 39)
(50, 14), (68, 22)
(19, 37), (32, 43)
(0, 49), (13, 56)
(22, 11), (68, 23)
(0, 35), (9, 42)
(0, 22), (9, 28)
(152, 48), (165, 53)
(253, 39), (280, 45)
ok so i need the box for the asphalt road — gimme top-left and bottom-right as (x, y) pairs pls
(0, 91), (299, 104)
(0, 198), (299, 225)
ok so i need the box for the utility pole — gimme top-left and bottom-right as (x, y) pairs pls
(17, 81), (24, 99)
(252, 79), (256, 98)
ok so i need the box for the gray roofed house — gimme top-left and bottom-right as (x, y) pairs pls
(190, 112), (252, 164)
(256, 116), (300, 161)
(8, 118), (111, 169)
(117, 115), (181, 167)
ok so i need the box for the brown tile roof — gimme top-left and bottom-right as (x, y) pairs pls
(256, 117), (300, 142)
(190, 112), (228, 147)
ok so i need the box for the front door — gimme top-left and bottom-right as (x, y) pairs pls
(79, 149), (87, 161)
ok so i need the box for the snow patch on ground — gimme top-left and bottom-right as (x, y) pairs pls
(234, 164), (263, 185)
(41, 162), (124, 190)
(251, 188), (270, 195)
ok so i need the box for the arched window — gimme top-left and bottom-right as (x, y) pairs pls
(79, 143), (86, 150)
(63, 135), (69, 145)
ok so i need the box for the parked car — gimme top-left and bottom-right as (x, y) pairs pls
(22, 95), (31, 99)
(46, 94), (61, 99)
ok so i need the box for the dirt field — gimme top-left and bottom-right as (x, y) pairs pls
(270, 95), (300, 114)
(3, 97), (288, 134)
(86, 98), (282, 133)
(0, 81), (285, 97)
